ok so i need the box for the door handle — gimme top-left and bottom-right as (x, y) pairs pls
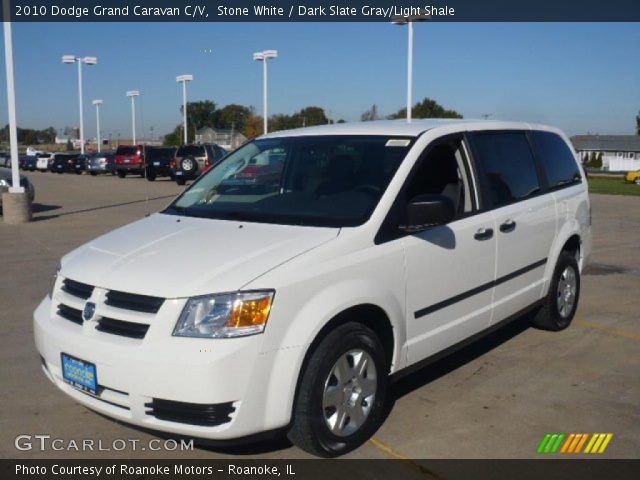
(499, 219), (517, 233)
(474, 227), (494, 241)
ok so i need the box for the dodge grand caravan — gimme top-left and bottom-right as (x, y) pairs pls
(34, 120), (591, 457)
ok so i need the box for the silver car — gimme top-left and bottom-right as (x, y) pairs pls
(0, 167), (35, 207)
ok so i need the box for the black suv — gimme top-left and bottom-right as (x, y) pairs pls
(50, 154), (85, 174)
(145, 147), (177, 181)
(173, 143), (227, 185)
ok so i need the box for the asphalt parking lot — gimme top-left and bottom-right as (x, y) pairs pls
(1, 172), (638, 459)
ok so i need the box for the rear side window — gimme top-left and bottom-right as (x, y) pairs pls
(116, 146), (138, 155)
(177, 145), (205, 157)
(473, 132), (540, 208)
(531, 131), (581, 188)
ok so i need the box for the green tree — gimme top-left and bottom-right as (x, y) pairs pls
(181, 100), (217, 141)
(360, 104), (380, 122)
(294, 106), (328, 127)
(388, 98), (463, 120)
(163, 125), (182, 146)
(215, 104), (252, 131)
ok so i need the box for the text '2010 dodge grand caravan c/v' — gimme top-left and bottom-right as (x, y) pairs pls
(34, 120), (591, 457)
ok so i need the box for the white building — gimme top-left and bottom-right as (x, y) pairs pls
(571, 135), (640, 171)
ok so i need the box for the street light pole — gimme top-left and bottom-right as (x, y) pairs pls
(92, 100), (103, 153)
(126, 90), (139, 144)
(176, 75), (193, 144)
(63, 55), (97, 154)
(392, 12), (430, 122)
(407, 21), (413, 122)
(253, 50), (278, 135)
(3, 7), (22, 194)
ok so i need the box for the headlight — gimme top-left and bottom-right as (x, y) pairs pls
(173, 290), (274, 338)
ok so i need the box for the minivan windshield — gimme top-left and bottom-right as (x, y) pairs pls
(165, 135), (414, 227)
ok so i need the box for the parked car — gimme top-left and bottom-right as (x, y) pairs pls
(50, 154), (82, 174)
(114, 145), (144, 178)
(35, 120), (590, 457)
(86, 152), (116, 176)
(20, 155), (38, 171)
(624, 169), (640, 184)
(0, 167), (35, 207)
(172, 143), (227, 185)
(36, 152), (54, 171)
(0, 152), (10, 167)
(144, 146), (176, 181)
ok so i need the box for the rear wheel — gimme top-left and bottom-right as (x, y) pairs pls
(90, 172), (97, 177)
(146, 172), (156, 181)
(117, 171), (126, 178)
(532, 251), (580, 331)
(288, 322), (387, 457)
(176, 177), (186, 186)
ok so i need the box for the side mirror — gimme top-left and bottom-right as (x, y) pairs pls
(400, 194), (455, 233)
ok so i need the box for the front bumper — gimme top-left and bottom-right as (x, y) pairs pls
(33, 296), (299, 440)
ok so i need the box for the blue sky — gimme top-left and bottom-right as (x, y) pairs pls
(0, 22), (638, 138)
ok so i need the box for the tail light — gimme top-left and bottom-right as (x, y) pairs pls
(170, 159), (177, 168)
(204, 158), (211, 167)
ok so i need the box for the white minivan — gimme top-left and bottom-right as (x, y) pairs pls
(34, 120), (591, 456)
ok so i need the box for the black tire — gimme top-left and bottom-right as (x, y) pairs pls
(288, 322), (387, 457)
(175, 177), (186, 186)
(180, 156), (198, 176)
(532, 251), (580, 331)
(90, 172), (97, 176)
(146, 173), (156, 182)
(140, 169), (145, 178)
(117, 171), (126, 178)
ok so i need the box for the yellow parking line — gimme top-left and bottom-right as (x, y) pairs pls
(369, 437), (411, 460)
(575, 320), (640, 341)
(368, 438), (442, 479)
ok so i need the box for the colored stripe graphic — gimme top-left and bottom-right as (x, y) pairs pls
(539, 433), (613, 454)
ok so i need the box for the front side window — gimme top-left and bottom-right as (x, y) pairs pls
(166, 135), (413, 227)
(473, 132), (540, 208)
(531, 131), (581, 189)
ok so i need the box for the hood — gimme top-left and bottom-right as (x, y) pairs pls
(61, 213), (339, 298)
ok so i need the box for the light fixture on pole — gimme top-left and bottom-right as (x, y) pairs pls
(92, 100), (103, 153)
(176, 74), (193, 144)
(253, 50), (278, 134)
(392, 11), (430, 122)
(126, 90), (140, 144)
(62, 55), (98, 153)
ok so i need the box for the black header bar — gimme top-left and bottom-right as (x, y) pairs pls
(2, 0), (640, 22)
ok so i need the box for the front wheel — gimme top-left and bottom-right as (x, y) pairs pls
(532, 251), (580, 331)
(288, 322), (387, 457)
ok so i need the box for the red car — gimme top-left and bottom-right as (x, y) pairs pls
(114, 145), (145, 178)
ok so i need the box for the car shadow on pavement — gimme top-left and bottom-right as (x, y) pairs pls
(31, 203), (61, 214)
(386, 313), (533, 409)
